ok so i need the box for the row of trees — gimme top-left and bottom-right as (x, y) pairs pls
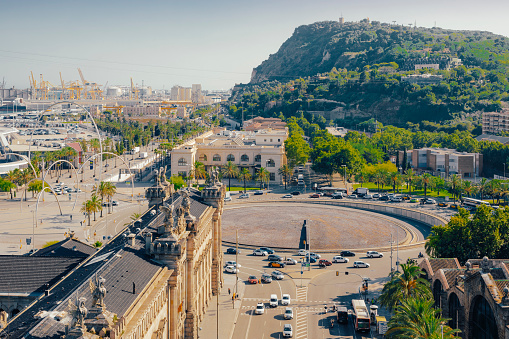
(79, 181), (117, 226)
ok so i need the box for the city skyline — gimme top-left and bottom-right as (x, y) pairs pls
(1, 0), (509, 91)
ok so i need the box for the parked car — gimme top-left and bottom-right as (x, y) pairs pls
(309, 194), (320, 198)
(291, 191), (301, 195)
(271, 270), (284, 280)
(353, 261), (370, 268)
(332, 256), (349, 263)
(391, 196), (403, 202)
(340, 250), (356, 257)
(255, 303), (265, 315)
(309, 253), (321, 259)
(254, 191), (264, 196)
(253, 249), (268, 256)
(226, 248), (240, 255)
(261, 273), (272, 283)
(372, 193), (381, 199)
(380, 195), (389, 201)
(366, 251), (383, 258)
(425, 198), (437, 204)
(285, 258), (297, 265)
(283, 324), (293, 337)
(319, 259), (332, 266)
(269, 261), (286, 268)
(402, 195), (411, 200)
(224, 196), (232, 202)
(260, 247), (275, 254)
(281, 294), (291, 306)
(331, 193), (343, 199)
(347, 195), (358, 199)
(363, 194), (373, 199)
(282, 194), (293, 199)
(267, 254), (282, 262)
(225, 261), (241, 268)
(298, 249), (309, 256)
(284, 307), (293, 319)
(238, 193), (250, 199)
(224, 265), (238, 274)
(438, 202), (448, 207)
(450, 203), (459, 209)
(248, 275), (258, 284)
(409, 198), (419, 203)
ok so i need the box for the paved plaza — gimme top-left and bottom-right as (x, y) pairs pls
(222, 202), (430, 250)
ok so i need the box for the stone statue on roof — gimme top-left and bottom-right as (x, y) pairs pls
(159, 204), (174, 234)
(208, 167), (220, 187)
(68, 293), (87, 328)
(89, 274), (106, 309)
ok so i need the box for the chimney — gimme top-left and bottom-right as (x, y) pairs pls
(145, 233), (152, 254)
(128, 233), (136, 247)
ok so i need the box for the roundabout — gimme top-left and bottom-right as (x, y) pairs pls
(222, 201), (431, 251)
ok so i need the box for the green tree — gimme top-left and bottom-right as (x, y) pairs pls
(80, 199), (94, 226)
(28, 180), (48, 198)
(170, 175), (186, 190)
(238, 168), (252, 193)
(89, 194), (102, 222)
(19, 168), (34, 201)
(420, 173), (432, 198)
(221, 161), (239, 191)
(190, 161), (206, 184)
(256, 167), (270, 190)
(285, 133), (310, 167)
(278, 164), (293, 190)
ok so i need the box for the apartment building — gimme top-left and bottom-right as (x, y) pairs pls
(398, 148), (482, 178)
(171, 128), (288, 183)
(482, 110), (509, 134)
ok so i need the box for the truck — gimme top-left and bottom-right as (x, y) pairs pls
(140, 152), (148, 159)
(131, 147), (140, 154)
(354, 187), (369, 196)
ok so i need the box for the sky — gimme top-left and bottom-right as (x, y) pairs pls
(1, 0), (509, 91)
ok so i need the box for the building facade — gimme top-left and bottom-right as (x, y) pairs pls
(482, 110), (509, 135)
(420, 257), (509, 339)
(171, 128), (288, 184)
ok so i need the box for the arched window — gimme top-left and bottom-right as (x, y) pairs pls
(178, 158), (187, 166)
(254, 154), (261, 162)
(266, 159), (275, 167)
(227, 154), (235, 162)
(213, 154), (221, 161)
(433, 279), (443, 310)
(241, 154), (249, 162)
(448, 293), (461, 330)
(199, 154), (207, 161)
(471, 296), (499, 339)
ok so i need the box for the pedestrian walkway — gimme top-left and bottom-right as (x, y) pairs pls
(296, 286), (308, 301)
(295, 309), (308, 339)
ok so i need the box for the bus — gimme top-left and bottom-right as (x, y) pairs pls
(462, 197), (490, 209)
(297, 174), (304, 181)
(352, 299), (370, 332)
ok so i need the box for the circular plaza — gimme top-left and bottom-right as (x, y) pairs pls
(222, 202), (429, 251)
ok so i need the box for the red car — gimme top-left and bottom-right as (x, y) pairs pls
(319, 259), (332, 266)
(248, 275), (258, 284)
(309, 194), (320, 198)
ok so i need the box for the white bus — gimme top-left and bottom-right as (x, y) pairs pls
(352, 299), (370, 332)
(462, 197), (490, 209)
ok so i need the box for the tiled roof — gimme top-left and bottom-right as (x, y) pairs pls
(491, 268), (507, 280)
(33, 238), (95, 258)
(495, 280), (509, 299)
(0, 256), (83, 295)
(442, 269), (465, 289)
(428, 258), (460, 274)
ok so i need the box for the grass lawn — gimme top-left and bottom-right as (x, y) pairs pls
(353, 182), (454, 199)
(197, 186), (259, 192)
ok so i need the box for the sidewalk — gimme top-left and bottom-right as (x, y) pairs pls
(199, 273), (245, 339)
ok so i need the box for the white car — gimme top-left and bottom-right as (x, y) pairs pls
(332, 256), (349, 263)
(224, 196), (232, 202)
(367, 251), (383, 258)
(285, 258), (297, 265)
(353, 261), (370, 268)
(272, 270), (284, 280)
(224, 261), (241, 268)
(282, 194), (293, 199)
(255, 302), (265, 315)
(284, 307), (293, 319)
(391, 196), (403, 202)
(363, 194), (373, 199)
(253, 249), (268, 256)
(281, 294), (291, 306)
(224, 265), (238, 274)
(283, 324), (293, 337)
(298, 249), (309, 256)
(238, 193), (250, 199)
(425, 198), (436, 204)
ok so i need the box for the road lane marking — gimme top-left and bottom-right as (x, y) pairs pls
(244, 309), (253, 339)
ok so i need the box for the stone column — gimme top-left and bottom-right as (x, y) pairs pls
(168, 275), (178, 339)
(211, 212), (220, 295)
(185, 237), (197, 339)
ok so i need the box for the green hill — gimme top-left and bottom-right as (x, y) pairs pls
(251, 20), (509, 83)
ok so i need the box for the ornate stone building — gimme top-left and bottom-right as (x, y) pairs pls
(420, 257), (509, 339)
(0, 172), (225, 339)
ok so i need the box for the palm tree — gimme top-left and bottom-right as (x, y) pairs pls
(191, 161), (206, 184)
(447, 174), (462, 202)
(19, 168), (34, 201)
(355, 169), (369, 188)
(386, 297), (460, 339)
(420, 173), (432, 198)
(372, 170), (385, 193)
(256, 167), (270, 190)
(238, 168), (252, 193)
(80, 199), (94, 226)
(6, 169), (19, 200)
(221, 161), (239, 191)
(278, 164), (293, 190)
(89, 194), (102, 222)
(478, 177), (489, 200)
(379, 262), (433, 312)
(404, 169), (415, 193)
(95, 182), (115, 217)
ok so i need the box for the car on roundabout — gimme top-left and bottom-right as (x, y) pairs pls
(282, 194), (293, 199)
(253, 249), (268, 256)
(261, 273), (272, 283)
(340, 250), (356, 257)
(366, 251), (383, 258)
(353, 261), (370, 268)
(255, 303), (265, 315)
(284, 258), (297, 265)
(271, 270), (284, 280)
(260, 247), (275, 254)
(305, 256), (317, 263)
(248, 275), (258, 284)
(309, 252), (321, 259)
(298, 249), (308, 256)
(269, 261), (286, 268)
(309, 194), (320, 198)
(284, 307), (293, 319)
(283, 324), (293, 337)
(226, 248), (240, 255)
(319, 259), (332, 266)
(224, 265), (238, 274)
(238, 193), (250, 199)
(332, 256), (349, 263)
(268, 254), (282, 262)
(225, 261), (241, 268)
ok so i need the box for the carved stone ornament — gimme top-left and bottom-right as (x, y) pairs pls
(89, 274), (106, 308)
(159, 204), (174, 234)
(68, 293), (88, 328)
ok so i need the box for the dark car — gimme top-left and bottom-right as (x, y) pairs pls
(226, 248), (240, 255)
(305, 256), (317, 263)
(309, 194), (320, 198)
(337, 307), (348, 324)
(379, 195), (389, 201)
(340, 251), (356, 257)
(319, 259), (332, 266)
(268, 254), (282, 262)
(254, 191), (264, 195)
(332, 194), (343, 199)
(291, 191), (301, 195)
(259, 247), (275, 254)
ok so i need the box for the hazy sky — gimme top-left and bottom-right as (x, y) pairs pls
(1, 0), (509, 91)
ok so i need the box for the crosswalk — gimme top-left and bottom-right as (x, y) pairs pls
(296, 286), (307, 301)
(295, 309), (308, 339)
(239, 305), (331, 313)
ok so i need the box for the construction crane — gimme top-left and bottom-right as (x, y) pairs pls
(59, 72), (67, 100)
(130, 77), (139, 100)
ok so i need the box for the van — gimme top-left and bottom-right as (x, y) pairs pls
(270, 294), (278, 307)
(337, 306), (348, 323)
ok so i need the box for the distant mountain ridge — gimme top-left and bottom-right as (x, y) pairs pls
(251, 20), (509, 82)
